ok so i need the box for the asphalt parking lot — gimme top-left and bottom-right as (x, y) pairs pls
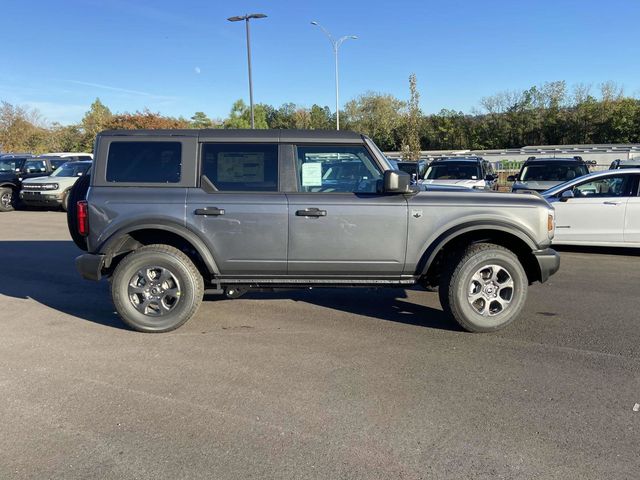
(1, 210), (639, 479)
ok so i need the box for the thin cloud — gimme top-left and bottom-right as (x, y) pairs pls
(67, 80), (177, 101)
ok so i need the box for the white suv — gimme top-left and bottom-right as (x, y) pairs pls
(20, 161), (92, 210)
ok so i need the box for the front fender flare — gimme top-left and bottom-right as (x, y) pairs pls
(418, 220), (539, 276)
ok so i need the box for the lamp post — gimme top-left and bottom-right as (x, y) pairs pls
(311, 21), (357, 130)
(228, 13), (267, 129)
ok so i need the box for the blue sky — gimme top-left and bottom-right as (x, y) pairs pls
(2, 0), (639, 125)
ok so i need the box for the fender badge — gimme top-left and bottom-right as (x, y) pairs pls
(412, 209), (423, 218)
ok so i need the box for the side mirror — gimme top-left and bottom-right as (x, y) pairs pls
(560, 190), (574, 202)
(507, 175), (517, 182)
(383, 170), (411, 193)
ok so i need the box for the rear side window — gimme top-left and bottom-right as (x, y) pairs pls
(201, 143), (278, 192)
(106, 142), (182, 183)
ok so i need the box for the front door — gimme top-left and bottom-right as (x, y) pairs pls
(553, 174), (633, 244)
(186, 142), (288, 276)
(287, 144), (408, 276)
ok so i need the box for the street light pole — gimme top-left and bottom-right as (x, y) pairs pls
(311, 21), (357, 131)
(228, 13), (267, 129)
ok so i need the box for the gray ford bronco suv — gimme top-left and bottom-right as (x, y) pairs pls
(72, 129), (560, 333)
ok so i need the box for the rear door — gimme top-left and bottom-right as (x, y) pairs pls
(186, 142), (288, 276)
(286, 144), (408, 276)
(553, 174), (633, 244)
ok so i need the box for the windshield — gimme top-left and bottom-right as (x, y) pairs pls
(0, 158), (26, 172)
(520, 163), (588, 182)
(425, 163), (480, 180)
(51, 162), (91, 177)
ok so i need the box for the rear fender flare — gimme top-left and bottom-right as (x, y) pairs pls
(99, 222), (220, 275)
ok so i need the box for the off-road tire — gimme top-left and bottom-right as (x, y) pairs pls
(66, 174), (91, 250)
(111, 244), (204, 333)
(0, 187), (16, 212)
(439, 243), (528, 332)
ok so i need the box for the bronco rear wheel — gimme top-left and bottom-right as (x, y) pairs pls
(439, 243), (528, 332)
(111, 244), (204, 333)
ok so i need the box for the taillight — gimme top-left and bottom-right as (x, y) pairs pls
(77, 200), (89, 236)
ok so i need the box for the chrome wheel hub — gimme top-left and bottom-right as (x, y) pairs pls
(467, 264), (514, 316)
(128, 266), (181, 316)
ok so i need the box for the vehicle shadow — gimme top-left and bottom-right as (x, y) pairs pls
(0, 240), (124, 329)
(206, 288), (461, 332)
(0, 240), (459, 332)
(554, 245), (640, 257)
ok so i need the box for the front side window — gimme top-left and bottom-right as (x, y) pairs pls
(51, 162), (91, 178)
(201, 143), (278, 192)
(106, 142), (182, 183)
(571, 175), (632, 198)
(296, 145), (382, 193)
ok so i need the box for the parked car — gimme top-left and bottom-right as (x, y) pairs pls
(0, 154), (38, 212)
(20, 161), (92, 210)
(0, 154), (91, 211)
(422, 156), (497, 190)
(542, 168), (640, 247)
(70, 129), (559, 333)
(609, 158), (640, 169)
(509, 157), (590, 193)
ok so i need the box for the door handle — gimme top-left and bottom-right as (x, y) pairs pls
(194, 207), (225, 216)
(296, 208), (327, 217)
(603, 201), (622, 206)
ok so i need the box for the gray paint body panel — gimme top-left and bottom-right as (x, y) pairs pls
(186, 190), (288, 275)
(286, 193), (408, 275)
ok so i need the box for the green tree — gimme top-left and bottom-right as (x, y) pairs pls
(223, 100), (268, 129)
(79, 98), (112, 151)
(343, 92), (405, 150)
(190, 111), (213, 129)
(309, 104), (332, 130)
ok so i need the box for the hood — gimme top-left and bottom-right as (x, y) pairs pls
(423, 179), (483, 188)
(512, 180), (561, 191)
(21, 175), (53, 184)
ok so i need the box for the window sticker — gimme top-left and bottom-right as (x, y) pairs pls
(301, 162), (322, 187)
(217, 152), (265, 183)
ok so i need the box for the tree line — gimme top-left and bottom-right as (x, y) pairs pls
(2, 79), (639, 155)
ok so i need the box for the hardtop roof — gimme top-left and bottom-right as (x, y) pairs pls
(98, 129), (365, 143)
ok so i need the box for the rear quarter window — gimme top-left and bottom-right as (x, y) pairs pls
(106, 142), (182, 183)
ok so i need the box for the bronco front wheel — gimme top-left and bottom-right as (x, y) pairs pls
(439, 243), (528, 332)
(111, 244), (204, 332)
